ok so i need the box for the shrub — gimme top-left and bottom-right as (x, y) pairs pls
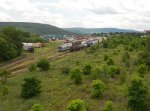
(127, 77), (149, 111)
(70, 68), (82, 84)
(137, 64), (147, 76)
(21, 77), (41, 99)
(93, 64), (109, 83)
(37, 58), (50, 70)
(106, 58), (114, 66)
(30, 104), (43, 111)
(103, 101), (113, 111)
(61, 67), (70, 75)
(83, 64), (92, 75)
(29, 63), (37, 71)
(109, 66), (120, 78)
(104, 55), (109, 61)
(0, 69), (10, 84)
(67, 99), (86, 111)
(92, 80), (105, 98)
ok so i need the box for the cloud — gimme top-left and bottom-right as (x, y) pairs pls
(0, 0), (150, 30)
(89, 7), (119, 15)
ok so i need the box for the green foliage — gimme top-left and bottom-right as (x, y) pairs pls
(29, 63), (37, 71)
(119, 74), (126, 84)
(102, 41), (108, 48)
(83, 64), (92, 75)
(0, 22), (71, 35)
(61, 67), (70, 75)
(70, 68), (82, 84)
(122, 51), (130, 62)
(92, 80), (105, 98)
(106, 58), (114, 66)
(0, 69), (10, 84)
(137, 37), (150, 68)
(30, 104), (43, 111)
(0, 85), (9, 96)
(21, 77), (41, 99)
(93, 64), (109, 83)
(137, 64), (147, 77)
(67, 99), (86, 111)
(127, 77), (149, 111)
(0, 26), (24, 61)
(37, 58), (50, 70)
(109, 66), (120, 78)
(103, 101), (113, 111)
(104, 55), (109, 61)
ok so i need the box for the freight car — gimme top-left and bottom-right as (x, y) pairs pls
(58, 43), (72, 52)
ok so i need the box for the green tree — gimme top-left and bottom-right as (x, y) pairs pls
(30, 104), (43, 111)
(83, 64), (92, 75)
(37, 58), (50, 70)
(92, 80), (105, 98)
(127, 77), (149, 111)
(103, 101), (113, 111)
(70, 68), (82, 84)
(67, 99), (86, 111)
(0, 37), (17, 61)
(21, 77), (41, 99)
(1, 26), (23, 56)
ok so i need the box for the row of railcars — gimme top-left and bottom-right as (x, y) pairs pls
(58, 39), (99, 52)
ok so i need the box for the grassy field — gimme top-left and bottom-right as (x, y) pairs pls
(0, 41), (150, 111)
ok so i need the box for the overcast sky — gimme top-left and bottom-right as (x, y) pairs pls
(0, 0), (150, 30)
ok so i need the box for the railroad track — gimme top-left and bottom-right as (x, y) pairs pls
(0, 49), (75, 78)
(0, 49), (57, 75)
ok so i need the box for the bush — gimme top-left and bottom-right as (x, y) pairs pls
(103, 101), (113, 111)
(37, 58), (50, 70)
(67, 99), (86, 111)
(137, 64), (147, 76)
(21, 77), (41, 99)
(127, 77), (149, 111)
(29, 63), (37, 71)
(70, 68), (82, 84)
(104, 55), (109, 61)
(109, 66), (120, 78)
(0, 69), (10, 84)
(83, 64), (92, 75)
(106, 58), (114, 66)
(92, 80), (105, 98)
(30, 104), (43, 111)
(61, 67), (70, 75)
(93, 64), (109, 83)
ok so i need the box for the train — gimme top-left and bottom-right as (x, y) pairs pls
(58, 39), (99, 52)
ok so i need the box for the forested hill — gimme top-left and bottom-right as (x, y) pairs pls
(63, 28), (138, 34)
(0, 22), (72, 35)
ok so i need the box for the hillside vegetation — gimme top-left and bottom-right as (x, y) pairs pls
(0, 22), (72, 35)
(0, 34), (150, 111)
(63, 28), (137, 34)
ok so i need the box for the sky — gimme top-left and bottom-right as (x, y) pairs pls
(0, 0), (150, 30)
